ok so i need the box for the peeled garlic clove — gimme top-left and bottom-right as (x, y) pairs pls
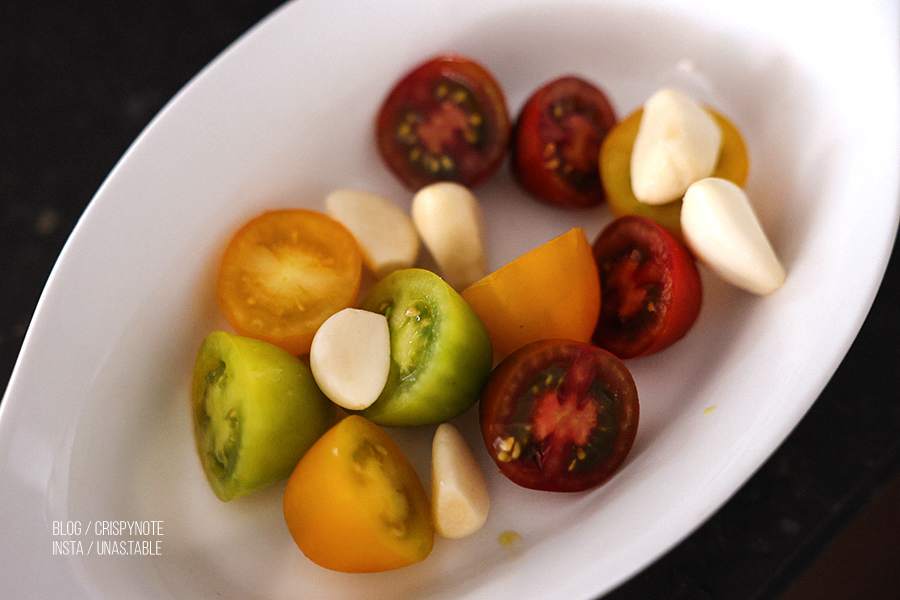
(309, 308), (391, 411)
(325, 189), (420, 279)
(411, 182), (488, 290)
(631, 88), (723, 205)
(681, 177), (786, 295)
(431, 423), (490, 539)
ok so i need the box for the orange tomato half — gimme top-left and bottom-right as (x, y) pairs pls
(216, 209), (362, 356)
(283, 415), (434, 573)
(461, 228), (601, 362)
(599, 107), (749, 241)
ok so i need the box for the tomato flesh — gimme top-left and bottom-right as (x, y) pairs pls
(376, 55), (511, 191)
(357, 268), (493, 427)
(216, 209), (362, 356)
(511, 76), (617, 208)
(480, 339), (639, 493)
(592, 215), (702, 359)
(283, 415), (434, 573)
(191, 331), (336, 501)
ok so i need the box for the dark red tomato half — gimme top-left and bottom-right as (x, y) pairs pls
(375, 55), (511, 191)
(592, 215), (702, 359)
(510, 76), (617, 209)
(480, 339), (639, 493)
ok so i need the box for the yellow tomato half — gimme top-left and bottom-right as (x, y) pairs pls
(461, 228), (601, 362)
(216, 209), (363, 356)
(283, 415), (434, 573)
(599, 107), (750, 241)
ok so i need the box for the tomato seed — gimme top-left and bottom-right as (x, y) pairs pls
(510, 442), (522, 460)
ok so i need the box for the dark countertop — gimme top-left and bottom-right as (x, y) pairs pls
(3, 2), (899, 599)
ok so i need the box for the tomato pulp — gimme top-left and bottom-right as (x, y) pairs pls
(376, 55), (511, 191)
(592, 215), (702, 359)
(511, 76), (617, 208)
(480, 339), (639, 493)
(215, 209), (362, 356)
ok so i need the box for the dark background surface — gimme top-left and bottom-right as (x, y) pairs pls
(3, 2), (899, 598)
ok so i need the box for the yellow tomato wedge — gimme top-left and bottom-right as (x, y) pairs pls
(283, 415), (434, 573)
(600, 107), (749, 242)
(461, 228), (600, 362)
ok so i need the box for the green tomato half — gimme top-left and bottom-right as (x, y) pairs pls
(356, 268), (493, 427)
(191, 331), (336, 501)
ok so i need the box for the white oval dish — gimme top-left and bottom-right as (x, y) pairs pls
(1, 0), (898, 599)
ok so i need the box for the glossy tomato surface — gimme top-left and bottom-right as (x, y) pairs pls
(461, 228), (600, 362)
(480, 339), (639, 493)
(191, 331), (335, 501)
(376, 55), (511, 191)
(600, 107), (749, 241)
(357, 268), (493, 427)
(592, 215), (702, 359)
(216, 209), (362, 356)
(283, 415), (434, 573)
(511, 76), (617, 208)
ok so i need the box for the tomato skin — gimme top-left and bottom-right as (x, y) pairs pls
(376, 55), (511, 191)
(511, 76), (617, 209)
(480, 339), (639, 493)
(461, 228), (600, 362)
(191, 331), (336, 501)
(283, 415), (434, 573)
(215, 209), (362, 356)
(599, 107), (749, 241)
(591, 215), (702, 359)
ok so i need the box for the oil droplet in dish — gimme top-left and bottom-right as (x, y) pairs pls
(497, 530), (523, 557)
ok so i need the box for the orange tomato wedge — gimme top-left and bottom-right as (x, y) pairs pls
(461, 228), (601, 362)
(283, 415), (434, 573)
(216, 209), (363, 356)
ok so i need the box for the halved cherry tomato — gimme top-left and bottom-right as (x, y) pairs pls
(191, 331), (336, 501)
(375, 55), (511, 191)
(461, 228), (600, 362)
(480, 339), (639, 493)
(599, 107), (749, 240)
(357, 268), (493, 427)
(592, 215), (702, 359)
(510, 76), (617, 209)
(283, 415), (434, 573)
(216, 209), (362, 356)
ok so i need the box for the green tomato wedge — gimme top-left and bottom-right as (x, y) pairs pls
(356, 268), (493, 427)
(191, 331), (336, 501)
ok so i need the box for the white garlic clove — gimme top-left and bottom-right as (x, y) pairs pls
(681, 177), (786, 295)
(309, 308), (391, 411)
(325, 188), (420, 280)
(431, 422), (490, 539)
(411, 182), (488, 290)
(631, 88), (723, 205)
